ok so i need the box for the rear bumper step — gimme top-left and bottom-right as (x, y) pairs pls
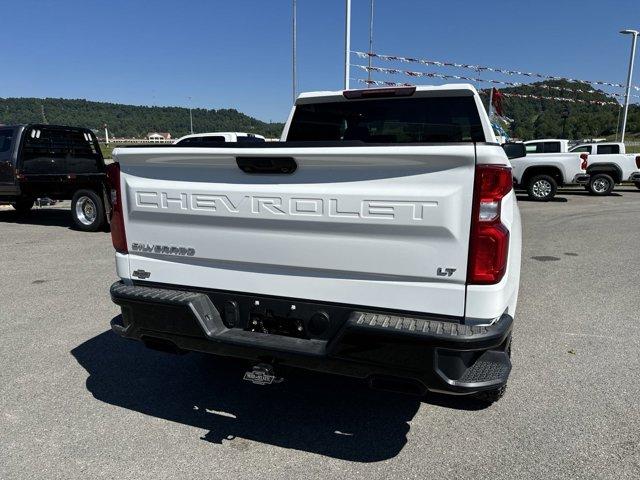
(573, 173), (590, 184)
(348, 312), (511, 350)
(110, 281), (513, 394)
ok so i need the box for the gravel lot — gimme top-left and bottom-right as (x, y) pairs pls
(1, 188), (639, 480)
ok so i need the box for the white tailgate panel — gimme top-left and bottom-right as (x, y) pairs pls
(118, 146), (476, 316)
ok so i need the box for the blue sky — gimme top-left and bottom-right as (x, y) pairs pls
(1, 0), (638, 122)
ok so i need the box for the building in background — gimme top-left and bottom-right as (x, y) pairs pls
(147, 132), (172, 142)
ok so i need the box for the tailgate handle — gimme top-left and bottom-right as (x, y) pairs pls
(236, 157), (297, 174)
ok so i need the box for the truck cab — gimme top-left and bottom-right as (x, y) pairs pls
(569, 142), (625, 155)
(0, 124), (108, 231)
(569, 142), (640, 194)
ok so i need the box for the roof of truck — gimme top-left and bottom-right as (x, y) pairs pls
(0, 124), (94, 133)
(174, 132), (266, 144)
(296, 84), (478, 103)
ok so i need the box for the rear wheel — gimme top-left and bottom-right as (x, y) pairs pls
(588, 173), (615, 196)
(527, 174), (557, 201)
(71, 189), (105, 232)
(11, 197), (34, 214)
(474, 384), (507, 404)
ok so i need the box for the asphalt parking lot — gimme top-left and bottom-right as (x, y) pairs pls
(1, 188), (639, 480)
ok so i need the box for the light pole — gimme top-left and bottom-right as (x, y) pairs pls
(292, 0), (297, 102)
(344, 0), (351, 89)
(367, 0), (375, 86)
(188, 96), (194, 134)
(620, 29), (638, 143)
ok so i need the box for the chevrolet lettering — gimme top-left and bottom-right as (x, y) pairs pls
(135, 191), (437, 223)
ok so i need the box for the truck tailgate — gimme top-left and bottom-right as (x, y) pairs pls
(115, 145), (476, 317)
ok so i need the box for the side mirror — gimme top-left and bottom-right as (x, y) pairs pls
(502, 142), (526, 160)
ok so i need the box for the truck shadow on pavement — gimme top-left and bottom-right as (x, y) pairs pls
(71, 328), (486, 462)
(559, 189), (622, 197)
(516, 189), (627, 202)
(516, 195), (568, 203)
(0, 208), (73, 229)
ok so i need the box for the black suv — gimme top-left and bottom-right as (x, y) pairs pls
(0, 124), (108, 231)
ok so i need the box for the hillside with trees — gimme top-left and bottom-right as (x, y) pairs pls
(0, 97), (284, 139)
(481, 79), (640, 140)
(1, 85), (638, 142)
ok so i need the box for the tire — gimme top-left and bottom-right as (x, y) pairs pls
(527, 174), (557, 201)
(474, 385), (507, 404)
(588, 173), (615, 196)
(71, 189), (105, 232)
(11, 197), (34, 214)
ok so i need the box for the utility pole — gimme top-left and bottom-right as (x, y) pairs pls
(620, 29), (638, 143)
(104, 124), (109, 144)
(561, 107), (570, 138)
(488, 87), (494, 119)
(188, 96), (194, 134)
(344, 0), (351, 89)
(292, 0), (297, 102)
(367, 0), (375, 86)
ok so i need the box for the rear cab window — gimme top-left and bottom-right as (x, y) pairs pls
(596, 144), (620, 154)
(571, 145), (592, 154)
(543, 142), (561, 153)
(525, 143), (543, 154)
(286, 96), (485, 143)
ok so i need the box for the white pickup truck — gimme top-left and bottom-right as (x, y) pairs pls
(568, 142), (640, 194)
(525, 139), (640, 195)
(510, 139), (590, 201)
(173, 132), (266, 145)
(106, 85), (522, 403)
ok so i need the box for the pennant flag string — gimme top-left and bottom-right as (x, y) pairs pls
(352, 51), (640, 92)
(354, 79), (620, 106)
(497, 92), (620, 106)
(354, 65), (629, 99)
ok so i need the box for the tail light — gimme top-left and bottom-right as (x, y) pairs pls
(467, 165), (512, 285)
(580, 153), (588, 170)
(635, 156), (640, 169)
(105, 163), (128, 253)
